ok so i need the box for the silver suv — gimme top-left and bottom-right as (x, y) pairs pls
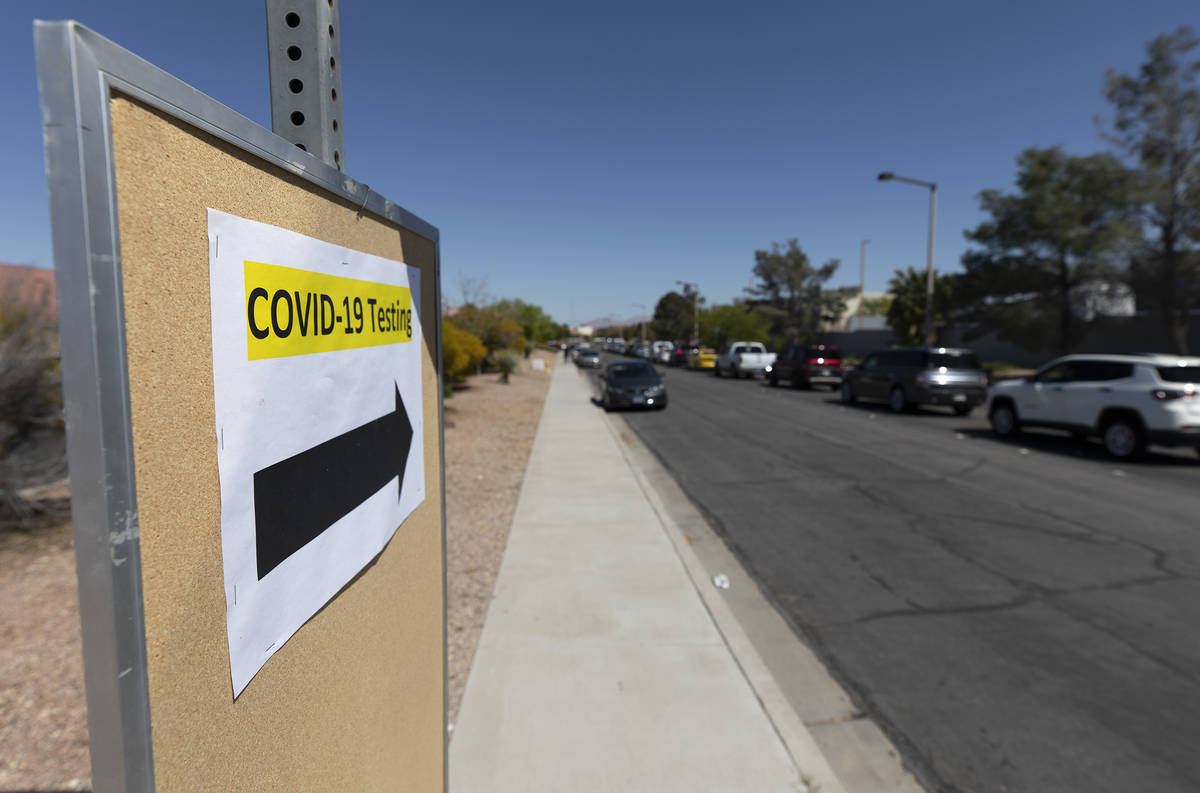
(988, 354), (1200, 459)
(841, 347), (988, 415)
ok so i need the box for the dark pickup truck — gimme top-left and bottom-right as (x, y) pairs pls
(768, 344), (843, 389)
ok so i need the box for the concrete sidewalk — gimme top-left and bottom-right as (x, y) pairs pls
(449, 361), (847, 793)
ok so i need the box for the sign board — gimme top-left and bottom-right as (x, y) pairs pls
(209, 210), (426, 695)
(36, 22), (445, 793)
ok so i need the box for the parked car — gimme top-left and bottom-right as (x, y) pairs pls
(686, 347), (717, 370)
(715, 342), (775, 379)
(841, 347), (988, 414)
(600, 359), (668, 411)
(652, 340), (675, 365)
(672, 343), (698, 367)
(575, 348), (601, 368)
(988, 353), (1200, 459)
(768, 344), (843, 389)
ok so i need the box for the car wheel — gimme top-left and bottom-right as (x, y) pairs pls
(840, 381), (856, 404)
(602, 392), (613, 413)
(953, 404), (973, 416)
(889, 386), (909, 413)
(714, 365), (721, 377)
(768, 371), (778, 387)
(1102, 417), (1145, 460)
(990, 402), (1019, 437)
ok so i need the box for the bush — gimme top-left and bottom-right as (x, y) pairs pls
(0, 300), (62, 519)
(442, 318), (486, 385)
(494, 351), (520, 384)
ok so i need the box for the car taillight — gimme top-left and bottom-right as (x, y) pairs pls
(1152, 388), (1195, 400)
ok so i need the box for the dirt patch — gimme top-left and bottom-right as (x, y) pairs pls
(0, 351), (555, 789)
(1, 514), (90, 792)
(445, 351), (554, 722)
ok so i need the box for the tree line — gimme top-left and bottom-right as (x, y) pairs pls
(442, 293), (569, 385)
(632, 27), (1200, 356)
(905, 27), (1200, 355)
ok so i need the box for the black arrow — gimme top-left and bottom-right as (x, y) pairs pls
(253, 384), (413, 580)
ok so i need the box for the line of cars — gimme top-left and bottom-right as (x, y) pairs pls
(794, 345), (1200, 460)
(837, 347), (1200, 460)
(569, 338), (1200, 460)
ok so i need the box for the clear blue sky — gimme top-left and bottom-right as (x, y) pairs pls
(3, 1), (1195, 326)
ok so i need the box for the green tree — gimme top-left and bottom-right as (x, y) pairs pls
(650, 291), (694, 341)
(1104, 27), (1200, 353)
(886, 268), (959, 347)
(452, 305), (525, 355)
(960, 147), (1136, 354)
(491, 298), (557, 343)
(747, 239), (856, 340)
(859, 295), (892, 317)
(699, 301), (772, 350)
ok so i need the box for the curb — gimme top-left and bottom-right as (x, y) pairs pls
(598, 409), (850, 793)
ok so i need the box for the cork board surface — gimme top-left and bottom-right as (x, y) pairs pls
(110, 95), (444, 792)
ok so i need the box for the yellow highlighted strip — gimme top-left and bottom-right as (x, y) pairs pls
(244, 260), (413, 361)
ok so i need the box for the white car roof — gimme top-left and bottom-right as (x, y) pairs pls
(1045, 353), (1200, 367)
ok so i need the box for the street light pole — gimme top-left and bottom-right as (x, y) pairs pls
(858, 240), (869, 331)
(676, 280), (699, 344)
(878, 172), (938, 345)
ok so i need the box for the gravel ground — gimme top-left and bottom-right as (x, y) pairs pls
(0, 500), (89, 793)
(444, 351), (555, 722)
(0, 351), (555, 790)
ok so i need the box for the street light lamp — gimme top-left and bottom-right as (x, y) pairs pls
(878, 171), (938, 345)
(675, 280), (700, 344)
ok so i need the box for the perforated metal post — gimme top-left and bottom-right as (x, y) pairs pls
(266, 0), (345, 170)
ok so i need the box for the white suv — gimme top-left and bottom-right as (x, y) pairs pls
(988, 354), (1200, 460)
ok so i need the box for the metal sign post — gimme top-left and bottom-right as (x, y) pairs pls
(266, 0), (345, 170)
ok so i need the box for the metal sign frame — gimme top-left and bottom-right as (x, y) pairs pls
(33, 21), (445, 793)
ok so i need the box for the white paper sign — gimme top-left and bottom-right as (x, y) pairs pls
(208, 209), (425, 696)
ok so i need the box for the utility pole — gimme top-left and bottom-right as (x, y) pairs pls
(266, 0), (345, 170)
(878, 172), (938, 345)
(858, 240), (869, 331)
(676, 280), (699, 344)
(925, 185), (938, 345)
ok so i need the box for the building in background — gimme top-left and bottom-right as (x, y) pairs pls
(824, 291), (888, 332)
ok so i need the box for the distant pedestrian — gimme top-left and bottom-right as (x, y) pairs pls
(563, 343), (570, 361)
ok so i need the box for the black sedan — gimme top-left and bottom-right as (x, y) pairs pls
(600, 360), (667, 411)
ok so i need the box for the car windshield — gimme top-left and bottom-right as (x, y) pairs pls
(610, 362), (656, 378)
(1157, 366), (1200, 383)
(929, 352), (981, 370)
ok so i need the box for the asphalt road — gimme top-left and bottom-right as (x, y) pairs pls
(585, 355), (1200, 793)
